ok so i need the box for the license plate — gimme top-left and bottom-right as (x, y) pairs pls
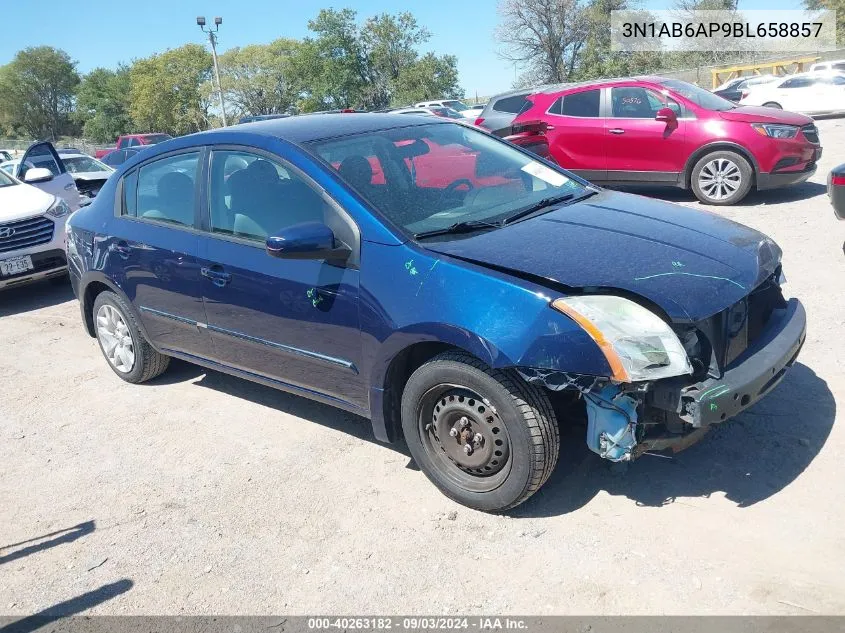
(0, 255), (34, 277)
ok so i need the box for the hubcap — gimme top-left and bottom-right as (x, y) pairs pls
(699, 158), (741, 201)
(420, 387), (511, 488)
(96, 304), (135, 373)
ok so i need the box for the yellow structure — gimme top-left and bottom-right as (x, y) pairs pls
(711, 56), (821, 88)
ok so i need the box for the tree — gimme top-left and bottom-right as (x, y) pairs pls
(287, 8), (463, 111)
(0, 46), (79, 139)
(496, 0), (591, 84)
(803, 0), (844, 46)
(129, 44), (212, 135)
(393, 53), (464, 105)
(75, 66), (131, 142)
(218, 39), (300, 117)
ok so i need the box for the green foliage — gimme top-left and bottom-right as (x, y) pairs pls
(218, 38), (300, 117)
(287, 8), (462, 111)
(0, 46), (79, 139)
(129, 44), (212, 136)
(804, 0), (845, 45)
(74, 66), (131, 142)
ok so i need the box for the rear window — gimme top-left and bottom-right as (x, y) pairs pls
(552, 89), (600, 117)
(492, 94), (529, 113)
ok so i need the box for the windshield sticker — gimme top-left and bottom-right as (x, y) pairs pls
(521, 162), (567, 187)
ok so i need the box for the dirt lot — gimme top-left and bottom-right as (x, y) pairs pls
(2, 118), (844, 617)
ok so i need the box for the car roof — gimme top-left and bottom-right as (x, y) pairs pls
(537, 75), (671, 94)
(199, 112), (448, 144)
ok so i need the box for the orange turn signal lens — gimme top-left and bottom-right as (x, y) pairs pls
(551, 298), (631, 383)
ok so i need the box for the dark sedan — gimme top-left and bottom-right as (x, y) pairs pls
(66, 114), (806, 512)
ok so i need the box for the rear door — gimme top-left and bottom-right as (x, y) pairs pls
(544, 88), (606, 181)
(111, 149), (212, 356)
(604, 85), (688, 183)
(17, 141), (83, 209)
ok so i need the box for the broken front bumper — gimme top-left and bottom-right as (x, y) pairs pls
(649, 298), (806, 428)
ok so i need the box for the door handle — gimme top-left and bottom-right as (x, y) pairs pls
(545, 124), (556, 131)
(608, 128), (625, 134)
(201, 265), (232, 287)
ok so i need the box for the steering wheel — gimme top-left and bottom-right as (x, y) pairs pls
(438, 178), (475, 207)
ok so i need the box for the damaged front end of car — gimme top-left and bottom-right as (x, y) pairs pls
(516, 268), (807, 463)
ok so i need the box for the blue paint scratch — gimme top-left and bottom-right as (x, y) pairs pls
(416, 260), (441, 297)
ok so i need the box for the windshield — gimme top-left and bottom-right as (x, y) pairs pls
(443, 100), (468, 112)
(308, 122), (587, 237)
(660, 79), (736, 111)
(0, 169), (17, 187)
(63, 156), (112, 173)
(145, 134), (172, 144)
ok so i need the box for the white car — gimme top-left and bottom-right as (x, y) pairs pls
(415, 99), (479, 119)
(0, 141), (85, 210)
(0, 168), (73, 290)
(740, 72), (845, 115)
(809, 59), (845, 73)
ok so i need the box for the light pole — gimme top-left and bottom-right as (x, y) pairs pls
(197, 16), (228, 127)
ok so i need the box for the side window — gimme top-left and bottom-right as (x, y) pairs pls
(493, 94), (529, 113)
(208, 150), (351, 246)
(117, 138), (127, 149)
(560, 90), (600, 117)
(547, 97), (563, 115)
(781, 77), (811, 89)
(128, 138), (141, 147)
(611, 86), (668, 118)
(134, 152), (200, 226)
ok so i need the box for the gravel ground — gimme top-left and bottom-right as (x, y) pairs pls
(1, 118), (844, 617)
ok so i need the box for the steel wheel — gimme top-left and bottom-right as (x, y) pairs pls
(418, 385), (512, 493)
(697, 157), (742, 202)
(96, 304), (135, 373)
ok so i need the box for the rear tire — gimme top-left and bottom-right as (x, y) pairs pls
(400, 351), (559, 512)
(690, 150), (753, 205)
(93, 291), (170, 383)
(762, 102), (782, 109)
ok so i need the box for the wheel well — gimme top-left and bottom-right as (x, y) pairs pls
(684, 144), (758, 189)
(82, 281), (110, 337)
(381, 342), (465, 443)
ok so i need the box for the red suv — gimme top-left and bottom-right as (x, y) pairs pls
(511, 76), (821, 205)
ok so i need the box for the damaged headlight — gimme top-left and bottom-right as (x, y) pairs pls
(551, 295), (693, 383)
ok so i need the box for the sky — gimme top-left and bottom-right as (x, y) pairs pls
(0, 0), (800, 99)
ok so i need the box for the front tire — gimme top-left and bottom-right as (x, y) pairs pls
(401, 351), (559, 512)
(93, 291), (170, 383)
(690, 150), (753, 205)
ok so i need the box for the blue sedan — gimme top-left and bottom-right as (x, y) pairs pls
(66, 114), (806, 511)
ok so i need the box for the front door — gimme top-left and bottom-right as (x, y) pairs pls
(17, 141), (84, 209)
(545, 88), (607, 182)
(604, 86), (688, 183)
(112, 149), (212, 357)
(197, 148), (365, 409)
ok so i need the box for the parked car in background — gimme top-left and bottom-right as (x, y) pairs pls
(713, 74), (778, 102)
(512, 76), (821, 205)
(386, 107), (439, 116)
(57, 147), (84, 155)
(94, 133), (172, 159)
(475, 88), (537, 136)
(0, 150), (13, 162)
(60, 153), (114, 198)
(66, 113), (806, 512)
(3, 151), (115, 199)
(502, 120), (553, 161)
(0, 160), (73, 290)
(239, 114), (291, 124)
(810, 59), (845, 73)
(460, 103), (487, 120)
(415, 100), (475, 118)
(100, 146), (150, 169)
(1, 141), (85, 210)
(740, 72), (845, 115)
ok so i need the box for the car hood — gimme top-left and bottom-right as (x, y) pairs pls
(719, 106), (812, 125)
(0, 183), (54, 223)
(423, 190), (781, 322)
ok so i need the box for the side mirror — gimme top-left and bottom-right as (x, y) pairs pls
(265, 222), (351, 262)
(655, 107), (678, 125)
(24, 167), (54, 184)
(829, 164), (845, 220)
